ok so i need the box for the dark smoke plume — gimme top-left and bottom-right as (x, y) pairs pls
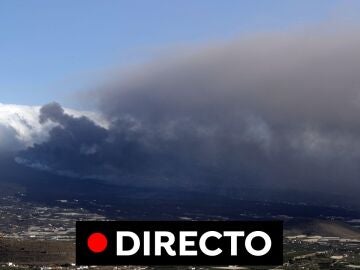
(19, 29), (360, 200)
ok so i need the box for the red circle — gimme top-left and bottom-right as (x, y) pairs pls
(87, 232), (108, 253)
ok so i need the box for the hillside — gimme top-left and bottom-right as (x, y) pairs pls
(285, 218), (360, 240)
(0, 237), (74, 265)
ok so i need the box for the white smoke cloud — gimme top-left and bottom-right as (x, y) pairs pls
(0, 103), (108, 151)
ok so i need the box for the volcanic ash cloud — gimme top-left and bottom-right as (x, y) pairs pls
(19, 29), (360, 200)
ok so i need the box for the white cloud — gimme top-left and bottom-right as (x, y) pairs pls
(0, 103), (108, 150)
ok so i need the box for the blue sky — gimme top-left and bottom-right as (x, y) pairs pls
(0, 0), (358, 107)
